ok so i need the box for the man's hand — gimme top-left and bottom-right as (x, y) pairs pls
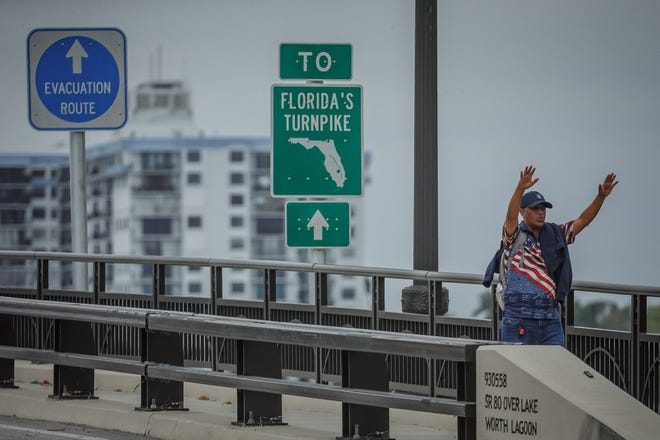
(572, 172), (619, 236)
(598, 173), (619, 198)
(518, 165), (540, 191)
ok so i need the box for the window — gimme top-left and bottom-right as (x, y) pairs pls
(230, 216), (244, 227)
(154, 94), (168, 107)
(0, 209), (25, 225)
(230, 173), (244, 185)
(230, 238), (244, 249)
(31, 187), (45, 198)
(143, 241), (162, 255)
(0, 189), (26, 203)
(342, 288), (356, 300)
(231, 282), (245, 293)
(255, 152), (270, 169)
(230, 194), (244, 206)
(141, 152), (175, 170)
(136, 93), (150, 110)
(230, 151), (244, 162)
(188, 216), (202, 228)
(32, 207), (46, 219)
(256, 217), (283, 234)
(188, 282), (202, 294)
(140, 175), (176, 191)
(187, 173), (201, 184)
(189, 266), (201, 272)
(174, 93), (189, 110)
(0, 168), (26, 181)
(142, 218), (172, 235)
(187, 150), (200, 162)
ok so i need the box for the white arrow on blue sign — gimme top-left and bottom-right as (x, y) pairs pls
(27, 28), (127, 130)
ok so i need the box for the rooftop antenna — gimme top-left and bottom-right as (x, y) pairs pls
(156, 45), (163, 81)
(148, 46), (163, 81)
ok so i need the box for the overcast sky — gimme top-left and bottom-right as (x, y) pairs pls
(2, 0), (659, 314)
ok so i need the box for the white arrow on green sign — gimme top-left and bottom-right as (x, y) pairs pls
(286, 202), (350, 248)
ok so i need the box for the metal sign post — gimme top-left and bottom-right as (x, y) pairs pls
(69, 131), (87, 290)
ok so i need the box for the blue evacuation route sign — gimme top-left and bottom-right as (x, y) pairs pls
(28, 28), (127, 130)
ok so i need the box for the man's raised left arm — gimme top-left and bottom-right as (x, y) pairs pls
(571, 173), (619, 236)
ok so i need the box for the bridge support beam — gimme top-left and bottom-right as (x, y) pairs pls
(0, 314), (18, 388)
(234, 340), (286, 426)
(138, 329), (186, 411)
(51, 320), (96, 399)
(340, 350), (393, 440)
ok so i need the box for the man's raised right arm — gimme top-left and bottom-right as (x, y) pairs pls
(504, 165), (539, 236)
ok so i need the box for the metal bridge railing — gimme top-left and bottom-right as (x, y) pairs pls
(0, 296), (500, 440)
(1, 250), (659, 414)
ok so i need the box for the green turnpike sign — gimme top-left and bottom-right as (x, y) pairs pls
(271, 84), (363, 197)
(286, 202), (350, 248)
(279, 43), (352, 80)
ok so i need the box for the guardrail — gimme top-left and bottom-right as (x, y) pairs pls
(1, 250), (659, 415)
(0, 296), (499, 440)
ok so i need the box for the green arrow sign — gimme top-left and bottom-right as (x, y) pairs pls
(271, 84), (363, 197)
(286, 202), (350, 248)
(279, 43), (352, 80)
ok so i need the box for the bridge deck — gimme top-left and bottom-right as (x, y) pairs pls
(1, 361), (456, 440)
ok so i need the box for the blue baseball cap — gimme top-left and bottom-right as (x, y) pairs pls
(521, 191), (553, 209)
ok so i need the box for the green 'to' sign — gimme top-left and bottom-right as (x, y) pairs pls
(279, 43), (352, 80)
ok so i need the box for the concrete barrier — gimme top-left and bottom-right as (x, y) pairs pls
(477, 346), (660, 439)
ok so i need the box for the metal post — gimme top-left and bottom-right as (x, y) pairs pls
(564, 289), (575, 350)
(311, 248), (326, 306)
(490, 285), (500, 341)
(138, 328), (186, 411)
(264, 268), (276, 320)
(93, 261), (105, 356)
(69, 131), (88, 291)
(372, 276), (385, 330)
(210, 266), (222, 371)
(413, 0), (438, 273)
(631, 294), (647, 400)
(36, 259), (48, 350)
(234, 339), (286, 426)
(0, 314), (18, 388)
(428, 280), (439, 398)
(456, 347), (477, 440)
(340, 350), (393, 440)
(153, 263), (165, 308)
(51, 319), (97, 399)
(315, 271), (328, 384)
(402, 1), (440, 313)
(93, 261), (105, 305)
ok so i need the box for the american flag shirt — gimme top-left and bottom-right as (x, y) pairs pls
(502, 221), (575, 319)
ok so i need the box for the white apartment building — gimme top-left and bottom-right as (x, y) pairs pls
(0, 79), (368, 307)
